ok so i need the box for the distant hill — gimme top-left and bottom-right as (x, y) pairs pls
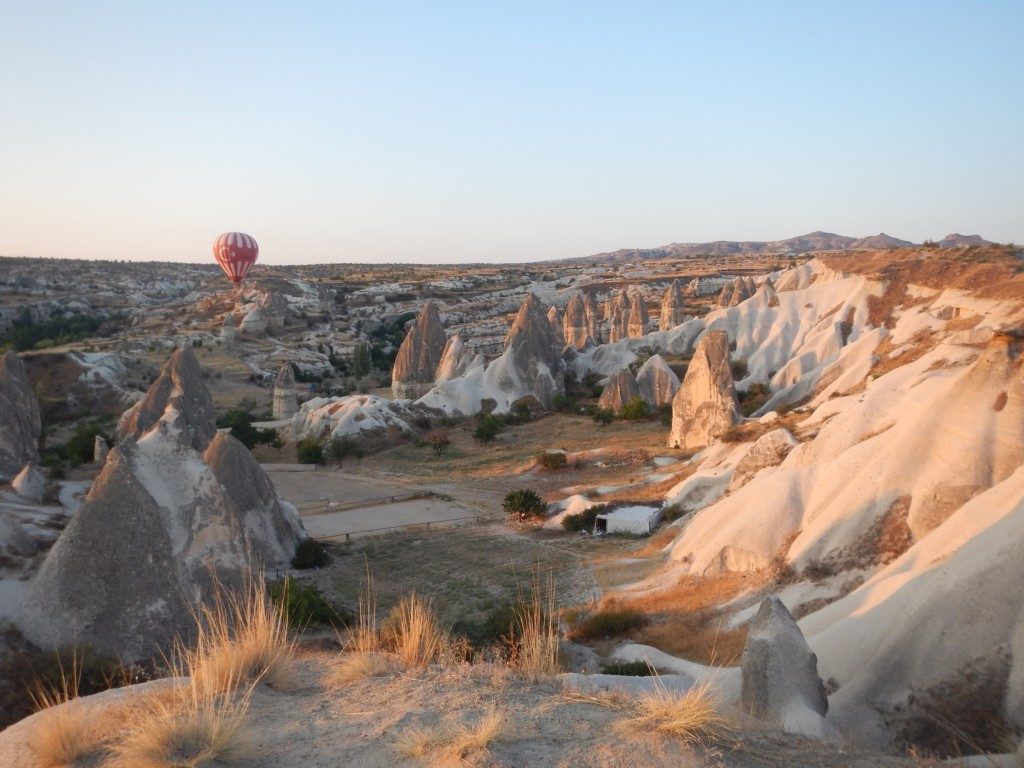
(563, 230), (990, 264)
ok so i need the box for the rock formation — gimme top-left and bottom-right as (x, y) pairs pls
(221, 313), (236, 346)
(627, 292), (649, 338)
(583, 292), (600, 343)
(119, 347), (216, 452)
(502, 293), (565, 406)
(754, 276), (779, 307)
(563, 293), (595, 350)
(668, 331), (740, 450)
(598, 368), (640, 414)
(273, 364), (298, 419)
(94, 434), (109, 464)
(0, 351), (41, 482)
(260, 292), (288, 329)
(741, 596), (835, 740)
(635, 354), (680, 408)
(605, 289), (630, 343)
(685, 277), (700, 297)
(434, 334), (469, 383)
(392, 301), (447, 399)
(239, 306), (267, 334)
(728, 428), (797, 491)
(12, 464), (44, 503)
(547, 306), (564, 347)
(718, 276), (756, 308)
(659, 279), (685, 330)
(19, 348), (305, 662)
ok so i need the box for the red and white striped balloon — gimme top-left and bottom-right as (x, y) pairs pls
(212, 232), (259, 285)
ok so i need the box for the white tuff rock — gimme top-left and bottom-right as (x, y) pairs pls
(668, 331), (740, 450)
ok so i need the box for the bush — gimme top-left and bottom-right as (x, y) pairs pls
(61, 423), (111, 466)
(291, 539), (329, 569)
(451, 602), (518, 649)
(619, 397), (651, 421)
(661, 502), (685, 522)
(592, 408), (614, 426)
(217, 410), (279, 450)
(600, 659), (657, 676)
(536, 451), (567, 471)
(569, 607), (648, 641)
(425, 428), (451, 456)
(296, 438), (325, 465)
(561, 504), (608, 532)
(502, 489), (546, 520)
(325, 435), (364, 465)
(730, 358), (748, 380)
(269, 577), (351, 628)
(550, 393), (571, 412)
(473, 415), (503, 445)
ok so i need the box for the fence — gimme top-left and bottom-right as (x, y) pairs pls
(314, 513), (491, 542)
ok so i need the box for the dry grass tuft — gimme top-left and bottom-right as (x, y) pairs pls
(394, 721), (451, 759)
(394, 707), (508, 761)
(326, 651), (391, 688)
(614, 679), (732, 746)
(107, 678), (252, 768)
(386, 592), (449, 668)
(451, 706), (507, 758)
(347, 564), (381, 655)
(187, 577), (295, 697)
(509, 573), (560, 677)
(28, 654), (115, 767)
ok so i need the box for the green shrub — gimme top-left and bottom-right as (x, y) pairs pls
(473, 415), (503, 444)
(592, 408), (614, 426)
(216, 410), (279, 449)
(569, 608), (648, 640)
(292, 539), (330, 569)
(269, 576), (351, 628)
(561, 504), (609, 532)
(296, 437), (325, 465)
(451, 601), (518, 649)
(550, 393), (571, 412)
(661, 502), (685, 522)
(599, 659), (657, 676)
(619, 397), (650, 421)
(325, 435), (364, 465)
(502, 489), (547, 519)
(730, 358), (749, 380)
(536, 451), (567, 471)
(63, 423), (111, 465)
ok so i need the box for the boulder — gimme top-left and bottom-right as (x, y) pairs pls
(741, 596), (837, 741)
(20, 349), (305, 662)
(668, 331), (740, 450)
(272, 364), (298, 419)
(729, 428), (797, 491)
(0, 515), (37, 559)
(627, 293), (649, 338)
(12, 463), (45, 503)
(635, 354), (680, 408)
(660, 279), (685, 330)
(118, 347), (216, 452)
(391, 301), (447, 399)
(0, 352), (41, 482)
(598, 368), (640, 414)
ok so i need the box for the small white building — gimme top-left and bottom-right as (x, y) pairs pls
(595, 505), (662, 536)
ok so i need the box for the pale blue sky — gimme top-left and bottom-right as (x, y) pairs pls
(1, 2), (1021, 264)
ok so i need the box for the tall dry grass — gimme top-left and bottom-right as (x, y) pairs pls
(186, 576), (295, 696)
(614, 678), (732, 746)
(394, 707), (508, 761)
(28, 656), (108, 768)
(386, 592), (449, 668)
(509, 572), (560, 677)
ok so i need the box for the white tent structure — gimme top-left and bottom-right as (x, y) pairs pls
(596, 505), (661, 535)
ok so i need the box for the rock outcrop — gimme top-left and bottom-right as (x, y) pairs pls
(239, 306), (267, 333)
(434, 334), (469, 383)
(392, 301), (447, 399)
(729, 428), (796, 491)
(260, 292), (288, 329)
(741, 596), (836, 740)
(93, 435), (109, 464)
(563, 293), (595, 350)
(718, 276), (756, 308)
(502, 293), (565, 406)
(0, 351), (41, 482)
(660, 279), (685, 330)
(583, 292), (600, 343)
(12, 464), (44, 503)
(20, 349), (305, 661)
(668, 331), (740, 450)
(605, 289), (630, 343)
(221, 314), (236, 346)
(635, 354), (680, 408)
(547, 306), (564, 347)
(118, 347), (216, 452)
(273, 364), (298, 419)
(627, 293), (649, 338)
(598, 368), (640, 414)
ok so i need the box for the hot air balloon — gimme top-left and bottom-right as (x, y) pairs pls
(212, 232), (259, 287)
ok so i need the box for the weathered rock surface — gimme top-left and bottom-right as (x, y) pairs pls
(118, 347), (216, 452)
(239, 306), (267, 333)
(583, 292), (600, 343)
(598, 368), (640, 413)
(547, 306), (564, 347)
(563, 293), (595, 350)
(260, 291), (288, 329)
(741, 596), (836, 741)
(273, 364), (298, 419)
(221, 313), (236, 345)
(0, 514), (37, 560)
(660, 279), (685, 330)
(434, 334), (468, 383)
(627, 292), (649, 338)
(605, 289), (630, 343)
(12, 464), (45, 503)
(0, 351), (41, 482)
(635, 354), (680, 408)
(20, 349), (304, 662)
(94, 435), (109, 464)
(718, 276), (756, 308)
(668, 331), (740, 450)
(392, 301), (447, 399)
(502, 293), (564, 406)
(729, 428), (797, 491)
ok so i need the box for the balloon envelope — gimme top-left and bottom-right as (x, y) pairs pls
(212, 232), (259, 285)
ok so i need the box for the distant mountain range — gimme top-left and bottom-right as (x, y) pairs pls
(574, 231), (992, 263)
